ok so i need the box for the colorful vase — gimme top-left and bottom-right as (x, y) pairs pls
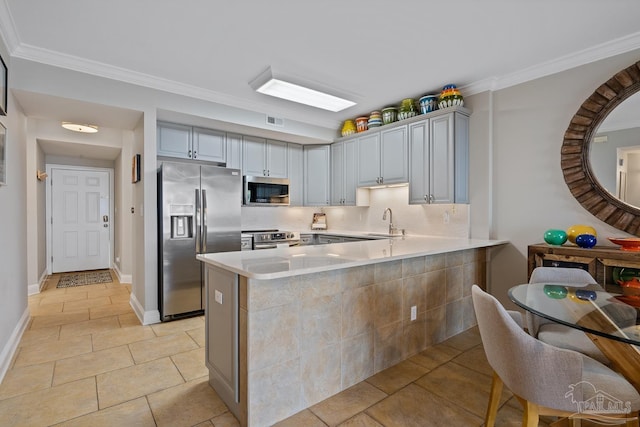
(341, 119), (356, 137)
(567, 224), (597, 244)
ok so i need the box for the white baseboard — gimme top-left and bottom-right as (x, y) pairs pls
(27, 270), (49, 296)
(112, 263), (132, 284)
(0, 307), (30, 383)
(129, 292), (160, 325)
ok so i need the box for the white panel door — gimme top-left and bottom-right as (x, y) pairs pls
(51, 168), (111, 273)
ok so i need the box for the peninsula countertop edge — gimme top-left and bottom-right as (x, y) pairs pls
(197, 234), (508, 280)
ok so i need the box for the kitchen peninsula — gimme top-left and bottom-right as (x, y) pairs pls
(197, 235), (506, 426)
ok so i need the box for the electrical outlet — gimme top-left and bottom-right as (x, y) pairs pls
(410, 305), (417, 321)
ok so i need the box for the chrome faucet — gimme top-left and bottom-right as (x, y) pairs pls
(382, 208), (394, 235)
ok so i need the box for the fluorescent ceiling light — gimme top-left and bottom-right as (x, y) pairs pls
(62, 122), (98, 133)
(250, 67), (356, 112)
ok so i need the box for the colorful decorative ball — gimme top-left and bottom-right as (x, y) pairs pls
(567, 224), (597, 244)
(575, 234), (597, 248)
(544, 229), (568, 246)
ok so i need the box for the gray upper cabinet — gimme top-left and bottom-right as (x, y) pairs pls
(242, 137), (288, 178)
(380, 126), (409, 185)
(226, 133), (242, 170)
(288, 143), (303, 206)
(193, 127), (226, 163)
(304, 145), (331, 206)
(357, 126), (408, 187)
(331, 139), (358, 205)
(158, 122), (227, 164)
(409, 111), (469, 204)
(357, 133), (381, 187)
(157, 122), (193, 159)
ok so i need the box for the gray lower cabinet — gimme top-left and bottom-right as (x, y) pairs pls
(409, 111), (469, 204)
(317, 235), (343, 244)
(304, 145), (331, 206)
(204, 265), (239, 416)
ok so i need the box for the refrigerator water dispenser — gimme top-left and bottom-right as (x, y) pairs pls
(169, 204), (194, 239)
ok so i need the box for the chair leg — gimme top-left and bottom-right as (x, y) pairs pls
(519, 398), (540, 427)
(485, 371), (503, 427)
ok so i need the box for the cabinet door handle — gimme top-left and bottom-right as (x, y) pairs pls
(188, 149), (192, 158)
(429, 194), (434, 203)
(267, 170), (270, 176)
(263, 169), (267, 176)
(424, 195), (428, 202)
(193, 150), (197, 159)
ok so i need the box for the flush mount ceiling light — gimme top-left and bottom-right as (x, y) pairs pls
(61, 122), (99, 133)
(249, 67), (356, 112)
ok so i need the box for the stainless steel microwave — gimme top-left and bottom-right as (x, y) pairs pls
(243, 176), (290, 206)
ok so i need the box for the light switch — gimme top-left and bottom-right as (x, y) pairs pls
(214, 290), (223, 304)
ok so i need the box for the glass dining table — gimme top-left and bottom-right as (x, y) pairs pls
(509, 283), (640, 391)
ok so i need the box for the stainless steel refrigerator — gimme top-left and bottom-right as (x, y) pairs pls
(158, 161), (241, 321)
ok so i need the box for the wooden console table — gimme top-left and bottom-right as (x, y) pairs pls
(528, 243), (640, 291)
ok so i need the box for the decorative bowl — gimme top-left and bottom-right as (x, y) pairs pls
(355, 117), (368, 133)
(438, 94), (464, 109)
(543, 229), (568, 246)
(381, 107), (397, 124)
(608, 237), (640, 251)
(419, 95), (438, 114)
(575, 234), (597, 248)
(398, 111), (417, 120)
(341, 119), (356, 137)
(567, 224), (597, 244)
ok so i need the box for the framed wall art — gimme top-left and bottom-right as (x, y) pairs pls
(0, 53), (6, 116)
(132, 153), (141, 183)
(0, 122), (6, 185)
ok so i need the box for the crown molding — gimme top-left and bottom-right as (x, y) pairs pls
(11, 43), (342, 130)
(0, 0), (20, 53)
(462, 31), (640, 96)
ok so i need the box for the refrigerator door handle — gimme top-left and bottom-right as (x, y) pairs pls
(195, 188), (201, 253)
(202, 189), (208, 253)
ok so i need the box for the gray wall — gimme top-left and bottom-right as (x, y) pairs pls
(0, 40), (29, 374)
(476, 49), (640, 308)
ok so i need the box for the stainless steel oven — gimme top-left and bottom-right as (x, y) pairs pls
(250, 231), (300, 249)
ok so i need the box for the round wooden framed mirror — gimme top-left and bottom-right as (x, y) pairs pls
(561, 60), (640, 236)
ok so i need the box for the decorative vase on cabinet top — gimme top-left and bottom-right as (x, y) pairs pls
(419, 95), (438, 114)
(398, 98), (417, 120)
(355, 117), (369, 133)
(341, 119), (356, 137)
(382, 107), (397, 125)
(438, 84), (464, 109)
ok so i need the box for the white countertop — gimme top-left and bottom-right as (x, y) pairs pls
(197, 234), (507, 279)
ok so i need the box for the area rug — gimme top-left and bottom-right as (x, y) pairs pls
(56, 270), (113, 288)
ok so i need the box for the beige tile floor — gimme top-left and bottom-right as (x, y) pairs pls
(0, 271), (606, 426)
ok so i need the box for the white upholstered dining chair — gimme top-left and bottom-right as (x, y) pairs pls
(472, 285), (640, 426)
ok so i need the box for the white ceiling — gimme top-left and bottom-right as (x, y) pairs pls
(2, 1), (640, 143)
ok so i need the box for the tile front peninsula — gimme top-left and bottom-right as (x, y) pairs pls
(197, 236), (506, 426)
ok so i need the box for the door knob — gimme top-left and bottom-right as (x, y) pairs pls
(103, 215), (109, 222)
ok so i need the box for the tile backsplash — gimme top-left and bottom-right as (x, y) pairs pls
(241, 186), (469, 237)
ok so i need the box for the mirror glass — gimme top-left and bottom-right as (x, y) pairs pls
(590, 93), (640, 209)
